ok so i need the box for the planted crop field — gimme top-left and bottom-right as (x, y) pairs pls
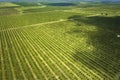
(0, 2), (120, 80)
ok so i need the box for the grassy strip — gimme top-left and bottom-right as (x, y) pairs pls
(21, 30), (66, 80)
(1, 32), (13, 79)
(16, 30), (58, 80)
(0, 31), (3, 80)
(17, 31), (48, 80)
(7, 30), (28, 80)
(11, 30), (35, 80)
(21, 31), (74, 80)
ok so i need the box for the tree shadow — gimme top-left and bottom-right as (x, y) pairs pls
(45, 3), (76, 6)
(68, 15), (120, 79)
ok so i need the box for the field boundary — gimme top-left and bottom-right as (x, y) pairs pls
(0, 19), (67, 32)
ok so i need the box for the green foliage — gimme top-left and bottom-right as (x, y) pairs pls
(13, 2), (40, 7)
(0, 11), (79, 29)
(23, 6), (72, 13)
(0, 2), (120, 80)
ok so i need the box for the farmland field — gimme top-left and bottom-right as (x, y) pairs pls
(0, 2), (120, 80)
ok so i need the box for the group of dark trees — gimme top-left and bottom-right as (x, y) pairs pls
(101, 13), (108, 16)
